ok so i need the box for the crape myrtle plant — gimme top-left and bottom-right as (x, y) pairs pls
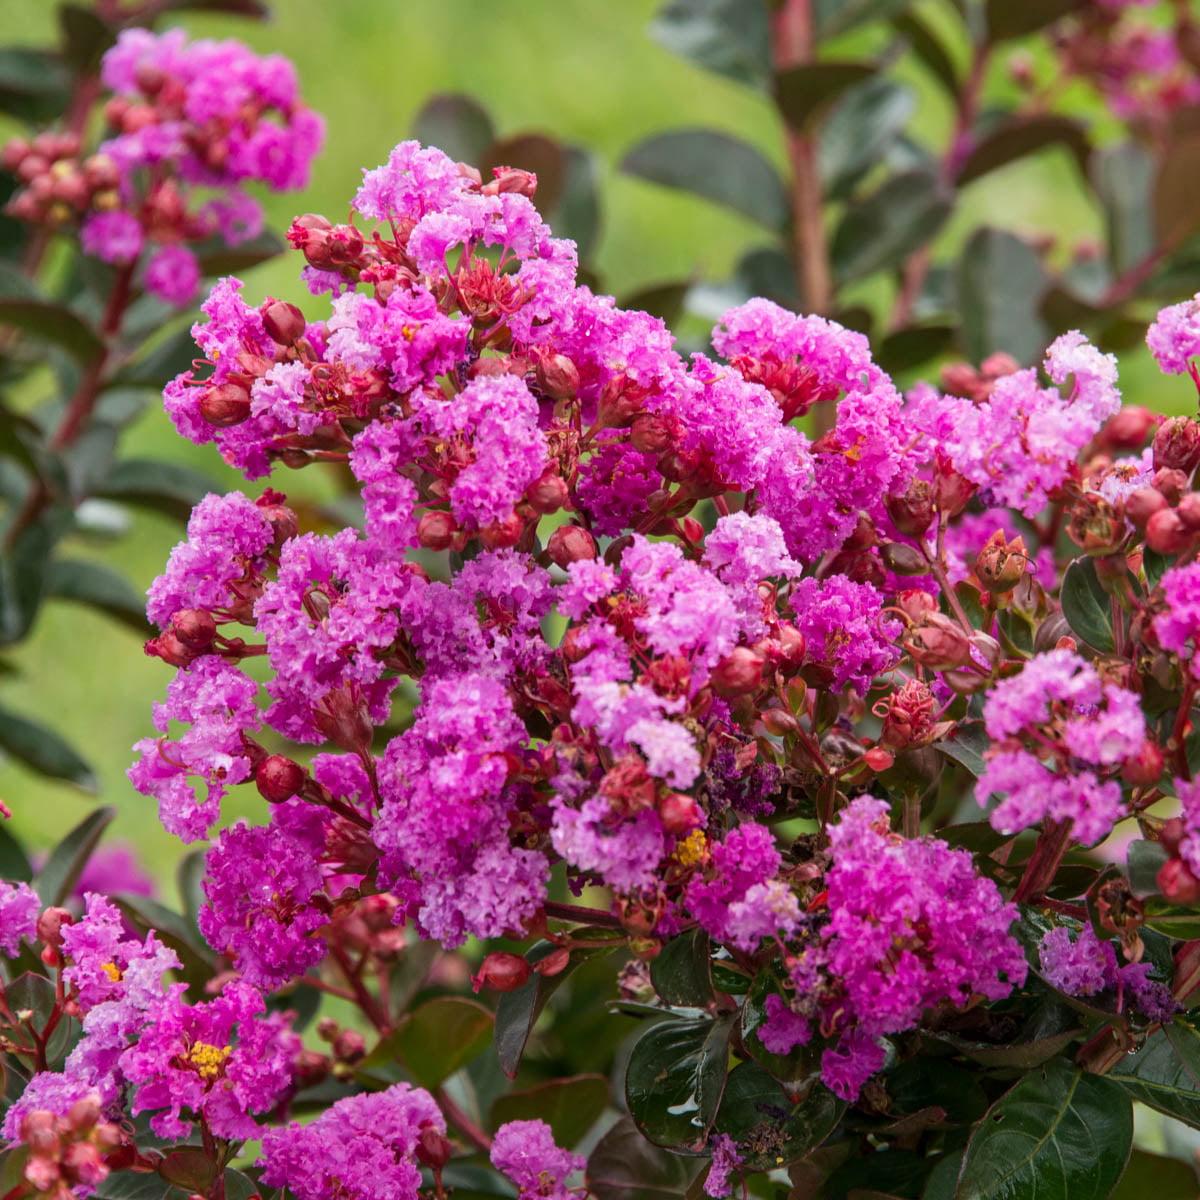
(9, 17), (1200, 1200)
(0, 0), (322, 788)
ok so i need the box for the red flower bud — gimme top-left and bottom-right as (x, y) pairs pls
(905, 613), (971, 670)
(881, 541), (928, 577)
(1103, 406), (1156, 450)
(547, 524), (597, 568)
(332, 1030), (366, 1063)
(1125, 487), (1168, 531)
(1158, 857), (1200, 905)
(172, 608), (216, 652)
(483, 166), (538, 197)
(534, 352), (579, 400)
(658, 792), (702, 836)
(884, 479), (934, 538)
(144, 630), (196, 668)
(479, 512), (525, 550)
(328, 224), (364, 265)
(1146, 508), (1192, 555)
(261, 300), (307, 346)
(471, 951), (531, 993)
(36, 906), (73, 948)
(256, 755), (305, 803)
(710, 647), (765, 697)
(199, 382), (251, 427)
(526, 470), (569, 515)
(932, 453), (975, 517)
(1154, 468), (1189, 505)
(630, 413), (677, 454)
(975, 530), (1028, 593)
(1122, 740), (1163, 786)
(417, 510), (459, 551)
(416, 1125), (453, 1170)
(533, 946), (571, 976)
(863, 747), (894, 772)
(1178, 493), (1200, 532)
(1154, 416), (1200, 474)
(1160, 817), (1186, 857)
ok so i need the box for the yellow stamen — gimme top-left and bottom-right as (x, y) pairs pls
(186, 1042), (232, 1081)
(101, 962), (122, 983)
(673, 830), (707, 868)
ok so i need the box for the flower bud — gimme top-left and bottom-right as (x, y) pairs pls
(597, 374), (646, 428)
(884, 479), (934, 537)
(65, 1097), (101, 1134)
(199, 382), (251, 427)
(36, 906), (73, 948)
(483, 166), (538, 197)
(534, 352), (579, 400)
(328, 224), (364, 265)
(256, 755), (305, 803)
(630, 413), (677, 454)
(1125, 487), (1168, 531)
(1146, 508), (1192, 556)
(257, 493), (299, 547)
(761, 708), (799, 736)
(471, 951), (531, 993)
(1154, 417), (1200, 474)
(1158, 857), (1200, 905)
(1178, 492), (1200, 533)
(710, 647), (765, 697)
(905, 613), (971, 670)
(144, 630), (196, 668)
(941, 667), (991, 695)
(975, 530), (1028, 593)
(526, 470), (569, 515)
(416, 1125), (453, 1171)
(932, 453), (975, 517)
(172, 608), (216, 652)
(1103, 406), (1156, 450)
(261, 300), (307, 346)
(332, 1030), (366, 1063)
(1159, 817), (1187, 857)
(881, 541), (928, 577)
(417, 510), (459, 551)
(1, 137), (30, 171)
(1154, 468), (1189, 505)
(479, 512), (524, 550)
(658, 792), (702, 836)
(1122, 740), (1163, 786)
(896, 589), (938, 623)
(548, 524), (597, 569)
(533, 946), (571, 976)
(863, 747), (894, 772)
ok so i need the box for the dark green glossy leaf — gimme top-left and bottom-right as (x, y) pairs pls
(1061, 557), (1115, 653)
(0, 48), (69, 121)
(819, 76), (916, 200)
(96, 458), (221, 522)
(547, 147), (601, 262)
(1128, 839), (1168, 898)
(587, 1114), (704, 1200)
(957, 1058), (1132, 1199)
(935, 723), (989, 779)
(1092, 142), (1156, 276)
(158, 1149), (216, 1194)
(1110, 1149), (1198, 1199)
(221, 1170), (258, 1200)
(411, 94), (496, 166)
(958, 227), (1049, 366)
(490, 1075), (608, 1148)
(649, 0), (771, 89)
(113, 890), (215, 991)
(825, 1147), (927, 1198)
(1144, 548), (1173, 591)
(0, 705), (96, 793)
(620, 129), (788, 231)
(193, 231), (285, 277)
(651, 926), (715, 1010)
(393, 996), (492, 1090)
(45, 558), (149, 633)
(0, 299), (103, 367)
(932, 1026), (1082, 1070)
(714, 1061), (843, 1170)
(876, 324), (955, 374)
(892, 13), (958, 97)
(815, 0), (914, 40)
(94, 1171), (193, 1200)
(1155, 126), (1200, 252)
(1110, 1021), (1200, 1129)
(35, 806), (115, 904)
(622, 282), (690, 328)
(957, 115), (1090, 186)
(482, 135), (566, 214)
(0, 508), (71, 644)
(625, 1015), (734, 1150)
(0, 819), (31, 882)
(885, 1058), (987, 1124)
(110, 326), (200, 389)
(58, 6), (116, 74)
(937, 822), (1011, 854)
(832, 169), (951, 284)
(774, 62), (876, 130)
(740, 970), (823, 1091)
(985, 0), (1087, 40)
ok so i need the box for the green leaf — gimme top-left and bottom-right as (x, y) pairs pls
(1110, 1149), (1198, 1199)
(620, 129), (789, 231)
(1092, 142), (1156, 275)
(740, 970), (823, 1091)
(815, 0), (914, 40)
(0, 704), (96, 793)
(0, 509), (71, 644)
(34, 806), (115, 905)
(819, 76), (916, 200)
(390, 996), (493, 1090)
(876, 324), (956, 374)
(157, 1149), (216, 1194)
(957, 227), (1049, 366)
(621, 282), (690, 328)
(1128, 839), (1168, 898)
(587, 1114), (704, 1200)
(45, 558), (149, 633)
(0, 48), (69, 121)
(886, 1058), (988, 1124)
(825, 1147), (927, 1198)
(649, 0), (771, 89)
(482, 134), (566, 214)
(0, 299), (103, 368)
(1144, 548), (1173, 591)
(957, 115), (1089, 187)
(985, 0), (1087, 41)
(714, 1061), (843, 1170)
(651, 926), (715, 1010)
(938, 822), (1011, 854)
(624, 1015), (734, 1150)
(1061, 557), (1115, 653)
(774, 62), (876, 130)
(193, 231), (285, 277)
(411, 94), (496, 166)
(96, 458), (221, 522)
(547, 147), (601, 262)
(0, 820), (31, 882)
(892, 13), (958, 97)
(1110, 1021), (1200, 1129)
(931, 1026), (1083, 1070)
(935, 722), (989, 779)
(110, 325), (199, 389)
(956, 1058), (1132, 1199)
(831, 169), (951, 285)
(1155, 127), (1200, 252)
(490, 1075), (609, 1148)
(58, 6), (116, 74)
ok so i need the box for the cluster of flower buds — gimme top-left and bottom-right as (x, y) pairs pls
(15, 1096), (122, 1200)
(1, 134), (119, 228)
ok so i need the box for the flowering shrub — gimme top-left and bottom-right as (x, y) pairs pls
(6, 2), (1200, 1199)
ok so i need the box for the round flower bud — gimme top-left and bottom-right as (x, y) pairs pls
(416, 1126), (453, 1171)
(659, 792), (702, 836)
(905, 614), (971, 670)
(471, 951), (531, 993)
(332, 1030), (366, 1063)
(1154, 468), (1189, 505)
(863, 747), (894, 772)
(630, 413), (677, 455)
(1122, 740), (1163, 786)
(1103, 406), (1156, 450)
(199, 382), (251, 427)
(1125, 487), (1168, 531)
(884, 480), (934, 537)
(1159, 817), (1187, 857)
(172, 608), (217, 652)
(1146, 508), (1192, 556)
(479, 512), (524, 550)
(548, 524), (597, 569)
(975, 531), (1028, 593)
(710, 647), (765, 698)
(534, 352), (580, 400)
(1178, 493), (1200, 532)
(532, 946), (571, 977)
(328, 224), (364, 265)
(1154, 417), (1200, 474)
(261, 300), (307, 346)
(880, 541), (927, 576)
(255, 755), (306, 804)
(1158, 857), (1200, 905)
(526, 470), (569, 515)
(36, 906), (73, 948)
(417, 510), (459, 550)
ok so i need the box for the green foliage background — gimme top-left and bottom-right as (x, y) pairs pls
(0, 0), (1184, 877)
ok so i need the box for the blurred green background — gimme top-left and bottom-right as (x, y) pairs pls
(0, 0), (1191, 882)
